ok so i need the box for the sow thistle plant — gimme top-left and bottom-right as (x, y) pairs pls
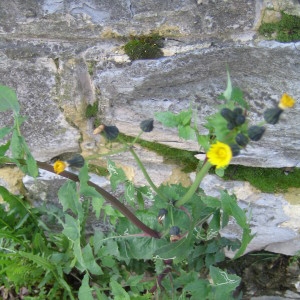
(0, 72), (296, 299)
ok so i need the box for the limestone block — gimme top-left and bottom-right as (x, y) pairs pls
(200, 174), (300, 257)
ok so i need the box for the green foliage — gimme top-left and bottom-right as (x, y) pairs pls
(1, 71), (290, 299)
(258, 12), (300, 42)
(124, 34), (164, 60)
(85, 101), (98, 118)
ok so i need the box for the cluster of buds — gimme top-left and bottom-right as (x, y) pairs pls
(221, 93), (295, 158)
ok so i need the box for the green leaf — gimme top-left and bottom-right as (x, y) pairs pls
(215, 167), (225, 177)
(58, 181), (83, 220)
(78, 273), (94, 300)
(155, 111), (179, 127)
(231, 87), (249, 109)
(223, 69), (232, 101)
(110, 280), (130, 300)
(0, 141), (10, 156)
(154, 232), (193, 263)
(178, 124), (196, 140)
(197, 135), (210, 152)
(92, 197), (104, 219)
(10, 129), (24, 159)
(0, 85), (20, 113)
(62, 214), (80, 241)
(125, 181), (135, 206)
(0, 126), (12, 139)
(82, 244), (103, 275)
(107, 159), (127, 191)
(210, 266), (241, 299)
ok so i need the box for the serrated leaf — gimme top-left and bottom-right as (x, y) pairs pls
(110, 279), (130, 300)
(92, 197), (104, 219)
(0, 141), (10, 156)
(58, 181), (83, 220)
(197, 135), (210, 152)
(0, 85), (20, 113)
(154, 232), (193, 263)
(155, 111), (179, 127)
(107, 159), (127, 191)
(82, 244), (103, 275)
(78, 273), (94, 300)
(210, 266), (241, 299)
(62, 214), (80, 241)
(10, 129), (24, 159)
(125, 181), (135, 206)
(215, 167), (225, 177)
(178, 124), (196, 140)
(0, 126), (12, 139)
(231, 87), (249, 109)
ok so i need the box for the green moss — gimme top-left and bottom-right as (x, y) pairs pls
(88, 164), (109, 177)
(87, 61), (97, 76)
(123, 34), (164, 61)
(118, 134), (199, 172)
(85, 102), (98, 118)
(223, 166), (300, 193)
(258, 12), (300, 42)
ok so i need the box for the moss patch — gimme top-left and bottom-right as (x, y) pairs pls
(118, 134), (199, 172)
(259, 12), (300, 42)
(123, 34), (164, 61)
(119, 134), (300, 193)
(223, 165), (300, 193)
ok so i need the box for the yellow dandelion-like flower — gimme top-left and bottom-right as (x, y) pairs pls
(53, 160), (67, 174)
(207, 141), (232, 169)
(278, 93), (295, 110)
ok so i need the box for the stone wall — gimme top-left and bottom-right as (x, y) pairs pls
(0, 0), (299, 167)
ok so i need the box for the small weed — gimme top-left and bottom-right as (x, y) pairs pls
(258, 12), (300, 42)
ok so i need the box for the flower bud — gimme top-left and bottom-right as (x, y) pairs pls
(103, 125), (119, 140)
(158, 208), (168, 224)
(169, 226), (181, 242)
(235, 133), (248, 147)
(227, 122), (235, 130)
(248, 126), (265, 141)
(221, 108), (236, 123)
(263, 107), (283, 125)
(140, 118), (154, 132)
(230, 144), (241, 157)
(233, 107), (243, 116)
(67, 154), (85, 168)
(169, 226), (180, 236)
(235, 114), (246, 126)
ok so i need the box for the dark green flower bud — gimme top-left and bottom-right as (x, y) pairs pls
(67, 154), (85, 168)
(169, 226), (180, 236)
(103, 125), (119, 140)
(235, 133), (248, 147)
(233, 107), (243, 116)
(263, 107), (283, 125)
(235, 114), (246, 126)
(248, 126), (265, 141)
(158, 208), (168, 217)
(230, 144), (241, 157)
(140, 118), (154, 132)
(227, 122), (235, 130)
(221, 108), (236, 123)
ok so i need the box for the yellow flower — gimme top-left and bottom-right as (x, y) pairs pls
(53, 160), (67, 174)
(207, 141), (232, 169)
(278, 93), (295, 110)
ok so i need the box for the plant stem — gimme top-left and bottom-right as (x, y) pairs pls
(176, 158), (212, 207)
(35, 161), (161, 239)
(128, 147), (169, 202)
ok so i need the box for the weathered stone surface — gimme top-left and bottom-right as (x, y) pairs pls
(0, 0), (299, 166)
(200, 174), (300, 257)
